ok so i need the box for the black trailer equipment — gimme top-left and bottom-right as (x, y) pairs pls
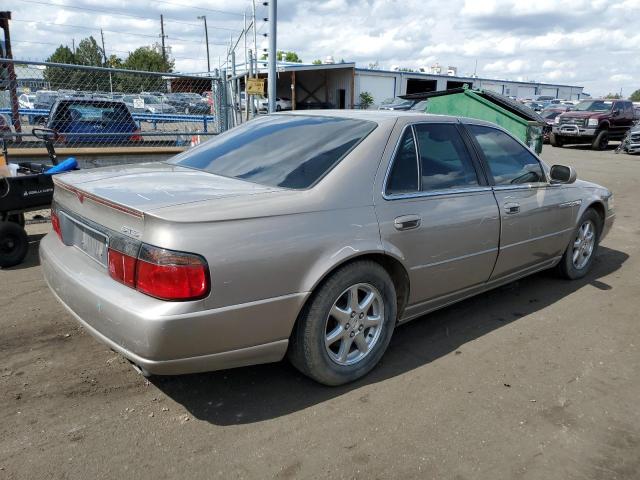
(0, 128), (59, 267)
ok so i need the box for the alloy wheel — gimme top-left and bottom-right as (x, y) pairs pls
(572, 220), (596, 269)
(324, 283), (384, 366)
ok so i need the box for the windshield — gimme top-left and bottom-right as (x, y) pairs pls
(574, 100), (612, 112)
(142, 95), (160, 104)
(169, 115), (376, 189)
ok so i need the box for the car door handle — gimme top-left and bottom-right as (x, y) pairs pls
(394, 215), (421, 231)
(504, 202), (520, 214)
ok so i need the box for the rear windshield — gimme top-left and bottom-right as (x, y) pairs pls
(169, 115), (376, 189)
(54, 103), (131, 123)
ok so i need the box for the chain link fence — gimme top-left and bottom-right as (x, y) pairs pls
(1, 59), (227, 151)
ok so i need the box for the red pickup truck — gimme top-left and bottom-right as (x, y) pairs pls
(550, 99), (635, 150)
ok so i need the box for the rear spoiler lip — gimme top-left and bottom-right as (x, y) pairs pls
(53, 177), (144, 219)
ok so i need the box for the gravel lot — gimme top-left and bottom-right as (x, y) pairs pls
(1, 144), (639, 479)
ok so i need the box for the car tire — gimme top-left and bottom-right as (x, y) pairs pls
(550, 133), (564, 147)
(591, 130), (609, 150)
(557, 209), (602, 280)
(0, 221), (29, 268)
(288, 260), (397, 386)
(276, 105), (282, 111)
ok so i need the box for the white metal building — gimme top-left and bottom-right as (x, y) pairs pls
(252, 62), (585, 110)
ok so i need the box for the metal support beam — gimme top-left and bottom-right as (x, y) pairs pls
(267, 0), (277, 113)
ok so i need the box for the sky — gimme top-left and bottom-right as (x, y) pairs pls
(8, 0), (640, 97)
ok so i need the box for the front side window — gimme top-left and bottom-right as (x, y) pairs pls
(170, 115), (376, 189)
(467, 125), (545, 185)
(414, 123), (479, 191)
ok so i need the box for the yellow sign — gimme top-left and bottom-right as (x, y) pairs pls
(246, 78), (265, 95)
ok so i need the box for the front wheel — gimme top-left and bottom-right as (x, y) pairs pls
(288, 261), (397, 385)
(591, 130), (609, 150)
(557, 209), (601, 280)
(550, 133), (564, 147)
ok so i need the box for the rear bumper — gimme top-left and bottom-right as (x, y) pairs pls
(40, 233), (307, 375)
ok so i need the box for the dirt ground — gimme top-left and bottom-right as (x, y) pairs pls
(1, 144), (639, 480)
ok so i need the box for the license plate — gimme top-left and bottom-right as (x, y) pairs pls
(61, 213), (108, 265)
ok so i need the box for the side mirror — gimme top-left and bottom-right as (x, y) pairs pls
(550, 164), (577, 184)
(612, 109), (621, 116)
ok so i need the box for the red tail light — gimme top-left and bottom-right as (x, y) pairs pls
(136, 245), (209, 301)
(107, 243), (209, 301)
(108, 248), (137, 288)
(130, 129), (142, 142)
(51, 208), (62, 240)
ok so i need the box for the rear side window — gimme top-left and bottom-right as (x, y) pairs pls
(170, 115), (376, 189)
(386, 129), (418, 194)
(467, 125), (545, 185)
(414, 123), (478, 191)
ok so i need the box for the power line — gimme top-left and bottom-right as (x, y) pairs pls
(12, 19), (230, 45)
(153, 0), (245, 17)
(13, 0), (242, 31)
(11, 39), (214, 62)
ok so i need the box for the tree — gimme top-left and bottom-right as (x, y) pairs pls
(261, 50), (302, 63)
(75, 36), (104, 66)
(604, 92), (621, 99)
(359, 91), (374, 110)
(114, 45), (174, 93)
(312, 59), (323, 65)
(47, 45), (75, 65)
(630, 89), (640, 102)
(124, 45), (173, 72)
(44, 45), (77, 89)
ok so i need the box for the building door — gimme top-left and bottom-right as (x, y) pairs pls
(337, 89), (346, 109)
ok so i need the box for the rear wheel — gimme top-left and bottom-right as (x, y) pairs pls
(557, 209), (601, 280)
(591, 130), (609, 150)
(288, 261), (397, 385)
(550, 133), (564, 147)
(0, 221), (29, 268)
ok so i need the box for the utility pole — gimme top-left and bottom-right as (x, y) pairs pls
(267, 0), (277, 113)
(100, 29), (113, 93)
(198, 15), (210, 72)
(0, 11), (22, 137)
(160, 14), (167, 62)
(252, 0), (258, 78)
(72, 38), (76, 55)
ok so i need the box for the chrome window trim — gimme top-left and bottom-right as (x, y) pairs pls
(382, 120), (484, 201)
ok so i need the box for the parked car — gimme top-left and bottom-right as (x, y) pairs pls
(409, 100), (429, 112)
(138, 95), (176, 114)
(523, 101), (544, 112)
(621, 123), (640, 154)
(378, 97), (416, 111)
(164, 93), (210, 114)
(540, 108), (568, 142)
(47, 98), (141, 144)
(257, 96), (292, 111)
(41, 111), (615, 385)
(18, 93), (36, 109)
(550, 99), (636, 150)
(31, 91), (60, 124)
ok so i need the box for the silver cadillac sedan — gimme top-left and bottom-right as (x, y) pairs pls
(40, 111), (615, 385)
